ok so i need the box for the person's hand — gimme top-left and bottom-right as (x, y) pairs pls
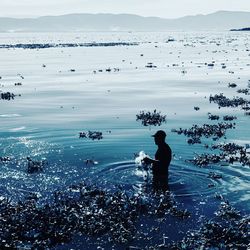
(142, 157), (152, 165)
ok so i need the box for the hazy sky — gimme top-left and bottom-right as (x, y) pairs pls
(1, 0), (250, 18)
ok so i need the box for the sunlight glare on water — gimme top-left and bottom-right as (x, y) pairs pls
(0, 31), (249, 248)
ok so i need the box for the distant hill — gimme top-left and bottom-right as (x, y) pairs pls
(1, 11), (250, 32)
(230, 27), (250, 31)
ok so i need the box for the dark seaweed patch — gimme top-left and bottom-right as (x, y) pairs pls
(0, 183), (189, 249)
(136, 110), (166, 126)
(165, 199), (249, 250)
(79, 131), (103, 140)
(209, 93), (250, 109)
(0, 92), (21, 100)
(0, 42), (139, 50)
(189, 154), (222, 167)
(208, 113), (220, 120)
(172, 122), (235, 143)
(189, 142), (250, 167)
(27, 157), (48, 174)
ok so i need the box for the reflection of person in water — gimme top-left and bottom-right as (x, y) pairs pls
(143, 130), (172, 191)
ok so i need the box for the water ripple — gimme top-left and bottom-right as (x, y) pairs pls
(92, 161), (221, 198)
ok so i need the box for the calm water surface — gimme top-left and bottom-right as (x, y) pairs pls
(0, 31), (249, 248)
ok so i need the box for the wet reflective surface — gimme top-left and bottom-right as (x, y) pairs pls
(0, 31), (249, 248)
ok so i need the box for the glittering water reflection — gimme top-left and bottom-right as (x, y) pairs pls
(0, 31), (250, 249)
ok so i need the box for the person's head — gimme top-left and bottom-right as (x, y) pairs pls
(152, 130), (166, 145)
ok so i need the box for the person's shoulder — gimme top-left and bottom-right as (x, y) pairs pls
(165, 143), (172, 152)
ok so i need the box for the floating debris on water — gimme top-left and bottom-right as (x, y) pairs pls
(167, 213), (249, 250)
(211, 142), (244, 154)
(145, 62), (157, 68)
(163, 199), (249, 249)
(237, 88), (249, 95)
(214, 193), (224, 200)
(223, 115), (237, 121)
(79, 132), (87, 138)
(187, 137), (201, 145)
(172, 122), (235, 143)
(207, 63), (214, 67)
(209, 93), (250, 109)
(0, 156), (11, 162)
(136, 110), (166, 126)
(208, 113), (220, 120)
(17, 73), (24, 79)
(207, 172), (222, 179)
(0, 182), (190, 249)
(0, 42), (139, 50)
(93, 67), (120, 73)
(228, 82), (237, 88)
(215, 201), (241, 219)
(167, 38), (175, 42)
(79, 131), (103, 140)
(84, 159), (99, 165)
(189, 154), (221, 167)
(27, 157), (48, 174)
(213, 142), (250, 166)
(0, 92), (20, 100)
(189, 142), (250, 167)
(87, 131), (103, 140)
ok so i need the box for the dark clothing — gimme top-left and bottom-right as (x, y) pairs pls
(152, 143), (172, 191)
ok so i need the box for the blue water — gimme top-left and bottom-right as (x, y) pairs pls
(0, 31), (249, 248)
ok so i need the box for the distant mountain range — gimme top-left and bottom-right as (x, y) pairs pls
(1, 11), (250, 32)
(230, 27), (250, 31)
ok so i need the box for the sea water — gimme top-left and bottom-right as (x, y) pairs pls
(0, 31), (249, 248)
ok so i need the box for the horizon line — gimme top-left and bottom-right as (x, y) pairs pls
(0, 10), (249, 20)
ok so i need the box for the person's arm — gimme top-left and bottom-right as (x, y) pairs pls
(143, 157), (159, 165)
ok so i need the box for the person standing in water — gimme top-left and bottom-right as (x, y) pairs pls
(143, 130), (172, 191)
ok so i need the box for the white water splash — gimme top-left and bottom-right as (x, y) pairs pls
(135, 151), (149, 166)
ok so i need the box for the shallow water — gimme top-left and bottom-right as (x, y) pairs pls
(0, 31), (249, 248)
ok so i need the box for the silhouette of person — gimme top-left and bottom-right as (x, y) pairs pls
(143, 130), (172, 192)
